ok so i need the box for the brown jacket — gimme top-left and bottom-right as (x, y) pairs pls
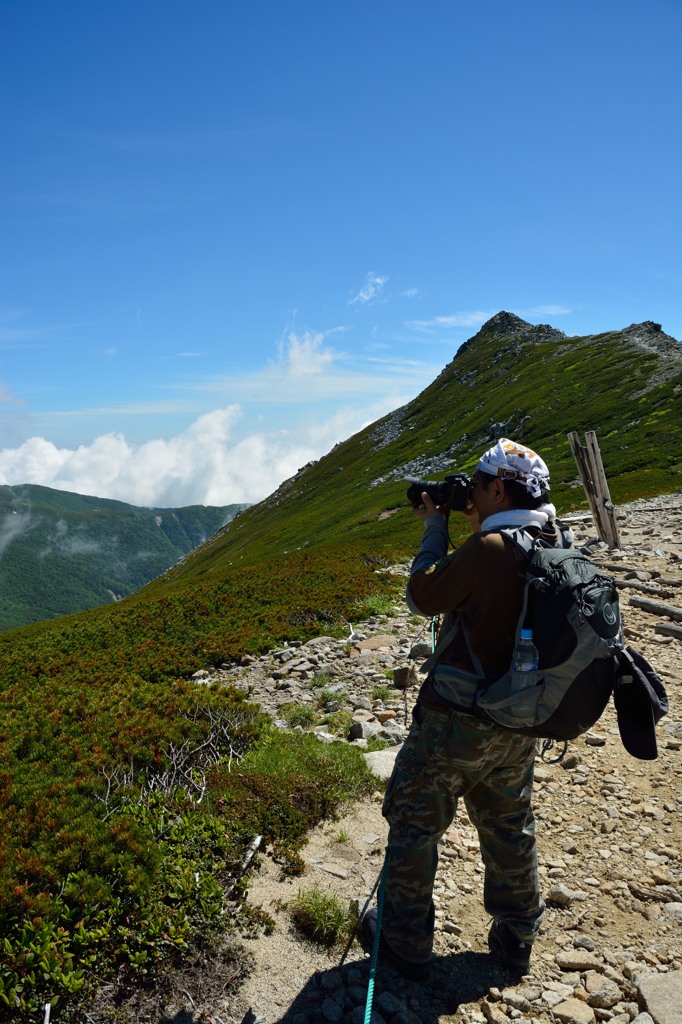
(408, 531), (528, 680)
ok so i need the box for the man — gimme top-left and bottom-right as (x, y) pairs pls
(363, 438), (562, 981)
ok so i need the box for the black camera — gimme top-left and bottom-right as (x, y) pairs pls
(406, 473), (472, 511)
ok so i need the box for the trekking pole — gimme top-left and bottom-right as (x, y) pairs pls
(362, 613), (433, 1018)
(363, 848), (389, 1024)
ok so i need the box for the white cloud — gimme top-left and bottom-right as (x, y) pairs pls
(278, 330), (337, 375)
(0, 397), (406, 508)
(406, 311), (495, 332)
(349, 272), (388, 306)
(402, 287), (421, 299)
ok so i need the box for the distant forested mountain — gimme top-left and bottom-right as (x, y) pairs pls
(0, 484), (248, 630)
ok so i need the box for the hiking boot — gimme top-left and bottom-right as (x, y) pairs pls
(360, 909), (431, 982)
(487, 920), (533, 972)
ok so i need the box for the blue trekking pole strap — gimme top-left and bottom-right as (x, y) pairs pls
(364, 848), (389, 1024)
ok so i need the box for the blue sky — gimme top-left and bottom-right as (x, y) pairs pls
(1, 0), (680, 507)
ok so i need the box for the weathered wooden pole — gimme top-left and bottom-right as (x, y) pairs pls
(567, 430), (622, 548)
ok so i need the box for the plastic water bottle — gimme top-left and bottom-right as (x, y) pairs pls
(512, 628), (539, 690)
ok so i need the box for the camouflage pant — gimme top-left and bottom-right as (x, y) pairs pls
(381, 703), (544, 965)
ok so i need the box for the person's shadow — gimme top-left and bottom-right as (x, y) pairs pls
(247, 946), (521, 1023)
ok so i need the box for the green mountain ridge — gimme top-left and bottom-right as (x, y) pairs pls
(0, 485), (248, 631)
(1, 310), (680, 1019)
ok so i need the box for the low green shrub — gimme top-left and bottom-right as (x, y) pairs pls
(272, 842), (306, 878)
(211, 728), (377, 849)
(0, 693), (375, 1018)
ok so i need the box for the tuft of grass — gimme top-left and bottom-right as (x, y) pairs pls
(335, 827), (350, 843)
(371, 684), (394, 702)
(316, 687), (346, 708)
(309, 672), (334, 689)
(289, 885), (356, 946)
(322, 710), (354, 737)
(279, 703), (318, 728)
(352, 593), (401, 618)
(366, 736), (391, 753)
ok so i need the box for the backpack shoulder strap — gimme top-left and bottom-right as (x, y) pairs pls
(479, 526), (541, 636)
(481, 524), (542, 556)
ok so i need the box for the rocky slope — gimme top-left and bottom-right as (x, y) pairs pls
(100, 492), (681, 1024)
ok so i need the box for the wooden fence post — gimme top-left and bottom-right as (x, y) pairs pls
(567, 430), (621, 549)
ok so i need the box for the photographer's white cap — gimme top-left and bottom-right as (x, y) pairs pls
(477, 438), (550, 498)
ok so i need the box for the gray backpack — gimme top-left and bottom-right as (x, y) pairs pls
(424, 528), (621, 740)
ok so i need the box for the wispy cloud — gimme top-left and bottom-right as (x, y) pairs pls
(46, 398), (201, 418)
(0, 381), (18, 405)
(41, 519), (104, 559)
(405, 311), (495, 333)
(153, 350), (209, 361)
(405, 307), (573, 336)
(349, 272), (388, 306)
(0, 379), (29, 446)
(36, 120), (306, 155)
(0, 321), (87, 346)
(402, 287), (421, 299)
(521, 304), (573, 317)
(182, 329), (438, 405)
(0, 306), (28, 325)
(0, 509), (33, 562)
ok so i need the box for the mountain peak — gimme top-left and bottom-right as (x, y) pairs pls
(480, 311), (532, 335)
(454, 310), (566, 362)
